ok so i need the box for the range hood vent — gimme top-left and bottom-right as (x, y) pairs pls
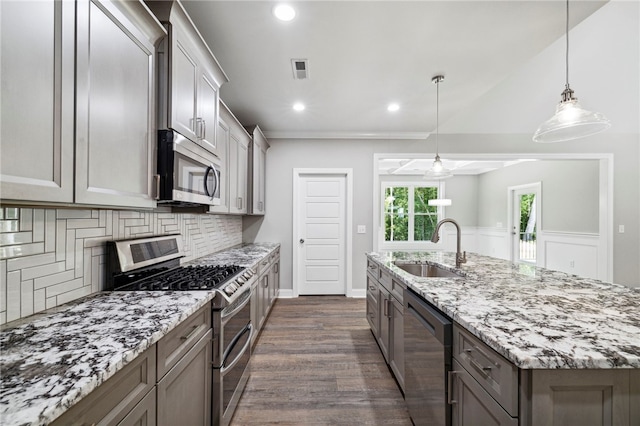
(291, 59), (309, 79)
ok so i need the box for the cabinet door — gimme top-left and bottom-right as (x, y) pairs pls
(268, 258), (280, 305)
(198, 72), (219, 155)
(530, 369), (632, 426)
(248, 126), (268, 215)
(389, 296), (405, 392)
(250, 281), (260, 347)
(171, 26), (198, 142)
(157, 329), (212, 426)
(377, 286), (391, 363)
(260, 272), (269, 324)
(452, 360), (518, 426)
(208, 117), (229, 213)
(366, 274), (379, 336)
(229, 129), (249, 215)
(0, 0), (74, 203)
(75, 0), (158, 208)
(117, 388), (156, 426)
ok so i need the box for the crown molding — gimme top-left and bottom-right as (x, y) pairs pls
(262, 131), (430, 140)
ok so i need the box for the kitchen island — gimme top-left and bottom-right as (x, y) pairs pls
(0, 243), (279, 426)
(366, 251), (640, 426)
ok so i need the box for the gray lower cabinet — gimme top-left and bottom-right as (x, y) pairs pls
(525, 369), (638, 426)
(451, 359), (518, 426)
(366, 259), (405, 393)
(119, 388), (157, 426)
(52, 303), (212, 426)
(51, 347), (156, 426)
(452, 323), (640, 426)
(251, 250), (280, 348)
(157, 329), (212, 426)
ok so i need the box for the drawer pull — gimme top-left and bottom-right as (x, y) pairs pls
(180, 325), (200, 341)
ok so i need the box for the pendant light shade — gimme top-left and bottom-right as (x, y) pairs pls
(533, 0), (610, 143)
(425, 75), (453, 180)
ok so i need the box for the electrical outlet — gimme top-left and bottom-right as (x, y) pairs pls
(496, 222), (503, 228)
(569, 260), (575, 268)
(619, 225), (625, 233)
(357, 225), (366, 234)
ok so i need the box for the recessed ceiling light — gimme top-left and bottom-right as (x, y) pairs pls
(387, 103), (400, 112)
(293, 102), (305, 112)
(273, 4), (296, 21)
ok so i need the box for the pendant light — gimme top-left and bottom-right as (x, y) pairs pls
(532, 0), (610, 143)
(425, 75), (453, 179)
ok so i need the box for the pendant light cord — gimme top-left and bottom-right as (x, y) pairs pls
(435, 78), (439, 154)
(565, 0), (570, 88)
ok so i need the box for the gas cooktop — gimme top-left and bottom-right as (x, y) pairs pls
(107, 235), (255, 302)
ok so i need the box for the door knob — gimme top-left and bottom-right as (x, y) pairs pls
(300, 239), (305, 244)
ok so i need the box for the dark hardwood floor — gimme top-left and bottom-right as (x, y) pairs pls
(230, 296), (412, 425)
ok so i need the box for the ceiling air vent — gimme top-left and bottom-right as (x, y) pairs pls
(291, 59), (309, 80)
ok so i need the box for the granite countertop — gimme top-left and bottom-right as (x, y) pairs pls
(367, 251), (640, 370)
(0, 243), (279, 426)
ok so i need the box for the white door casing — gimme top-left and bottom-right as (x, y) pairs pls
(293, 169), (353, 297)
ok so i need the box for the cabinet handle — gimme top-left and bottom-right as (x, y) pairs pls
(180, 325), (200, 341)
(383, 297), (389, 317)
(274, 263), (279, 273)
(447, 371), (459, 404)
(202, 119), (206, 139)
(154, 174), (161, 200)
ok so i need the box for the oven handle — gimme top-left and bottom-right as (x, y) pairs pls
(221, 288), (252, 322)
(220, 323), (253, 375)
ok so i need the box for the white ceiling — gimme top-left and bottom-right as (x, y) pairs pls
(378, 158), (537, 175)
(182, 0), (608, 139)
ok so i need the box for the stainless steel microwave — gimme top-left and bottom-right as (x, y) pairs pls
(157, 130), (221, 206)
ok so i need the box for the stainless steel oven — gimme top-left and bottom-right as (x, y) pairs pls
(157, 129), (221, 206)
(106, 234), (255, 426)
(213, 288), (253, 426)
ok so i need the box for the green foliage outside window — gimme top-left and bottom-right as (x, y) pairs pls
(384, 185), (439, 243)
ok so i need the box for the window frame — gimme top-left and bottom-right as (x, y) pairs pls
(379, 179), (447, 251)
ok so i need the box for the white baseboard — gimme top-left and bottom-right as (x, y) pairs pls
(276, 289), (366, 298)
(350, 289), (366, 298)
(277, 289), (294, 298)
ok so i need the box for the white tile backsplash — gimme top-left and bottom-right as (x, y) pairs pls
(0, 208), (242, 324)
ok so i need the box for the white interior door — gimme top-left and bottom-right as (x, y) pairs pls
(296, 174), (346, 295)
(511, 184), (540, 265)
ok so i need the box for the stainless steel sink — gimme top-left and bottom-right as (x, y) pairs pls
(393, 261), (463, 278)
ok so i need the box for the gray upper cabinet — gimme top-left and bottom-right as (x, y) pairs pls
(1, 0), (164, 209)
(75, 0), (165, 208)
(148, 0), (228, 158)
(221, 101), (250, 215)
(0, 0), (75, 203)
(247, 125), (269, 215)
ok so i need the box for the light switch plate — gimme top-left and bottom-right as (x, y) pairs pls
(619, 225), (625, 233)
(357, 225), (366, 234)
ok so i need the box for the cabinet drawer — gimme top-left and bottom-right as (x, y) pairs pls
(366, 259), (379, 277)
(51, 346), (156, 426)
(366, 274), (378, 305)
(453, 324), (518, 416)
(366, 292), (378, 336)
(256, 255), (270, 275)
(390, 278), (405, 303)
(379, 269), (393, 291)
(157, 304), (211, 379)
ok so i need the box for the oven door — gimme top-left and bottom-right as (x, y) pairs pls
(213, 289), (253, 426)
(158, 130), (221, 206)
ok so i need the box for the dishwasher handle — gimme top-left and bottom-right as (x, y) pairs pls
(404, 289), (452, 346)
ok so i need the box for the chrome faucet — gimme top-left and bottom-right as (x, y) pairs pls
(431, 218), (467, 268)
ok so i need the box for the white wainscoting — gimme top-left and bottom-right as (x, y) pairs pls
(538, 231), (606, 281)
(475, 227), (511, 260)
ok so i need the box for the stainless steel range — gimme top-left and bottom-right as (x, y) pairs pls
(107, 234), (255, 426)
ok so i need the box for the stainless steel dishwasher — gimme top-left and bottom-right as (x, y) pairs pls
(404, 288), (452, 426)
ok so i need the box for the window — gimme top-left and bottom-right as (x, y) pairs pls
(382, 183), (442, 246)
